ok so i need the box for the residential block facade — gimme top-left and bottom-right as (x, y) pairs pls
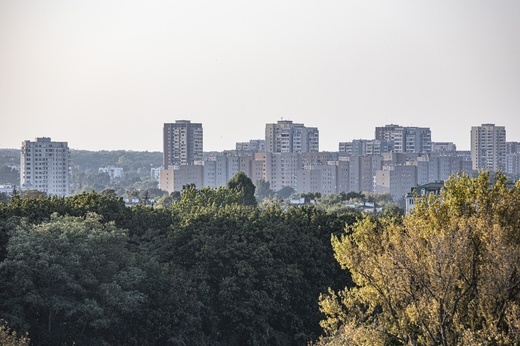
(265, 120), (319, 153)
(471, 124), (506, 171)
(163, 120), (203, 167)
(375, 124), (432, 153)
(20, 137), (70, 196)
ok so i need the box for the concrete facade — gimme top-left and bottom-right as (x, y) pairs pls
(471, 123), (506, 171)
(20, 137), (70, 196)
(163, 120), (203, 167)
(159, 165), (203, 194)
(375, 124), (432, 153)
(265, 120), (319, 153)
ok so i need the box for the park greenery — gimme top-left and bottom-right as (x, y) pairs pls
(0, 164), (518, 344)
(0, 173), (357, 345)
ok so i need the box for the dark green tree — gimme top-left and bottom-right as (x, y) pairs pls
(255, 179), (274, 201)
(0, 192), (9, 204)
(227, 172), (257, 206)
(276, 186), (295, 200)
(0, 166), (19, 185)
(0, 214), (145, 345)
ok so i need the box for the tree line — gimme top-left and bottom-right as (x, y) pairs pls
(0, 173), (357, 345)
(0, 172), (518, 345)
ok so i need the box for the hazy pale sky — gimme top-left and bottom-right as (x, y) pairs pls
(1, 0), (519, 152)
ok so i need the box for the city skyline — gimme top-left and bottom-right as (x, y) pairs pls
(1, 1), (519, 152)
(8, 120), (518, 154)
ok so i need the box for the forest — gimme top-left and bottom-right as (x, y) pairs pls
(0, 172), (519, 345)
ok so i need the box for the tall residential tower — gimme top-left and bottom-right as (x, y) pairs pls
(20, 137), (70, 196)
(265, 120), (319, 153)
(471, 123), (506, 171)
(375, 124), (432, 153)
(163, 120), (203, 167)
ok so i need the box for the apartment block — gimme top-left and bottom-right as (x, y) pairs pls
(471, 124), (506, 171)
(375, 124), (432, 153)
(506, 142), (520, 154)
(295, 169), (321, 195)
(202, 156), (228, 188)
(339, 139), (393, 155)
(300, 152), (337, 167)
(336, 159), (350, 193)
(20, 137), (70, 196)
(312, 164), (338, 195)
(348, 155), (382, 193)
(251, 152), (267, 184)
(375, 165), (418, 200)
(432, 142), (457, 152)
(236, 139), (266, 152)
(159, 165), (203, 193)
(265, 120), (319, 153)
(265, 152), (301, 191)
(505, 153), (520, 178)
(163, 120), (203, 167)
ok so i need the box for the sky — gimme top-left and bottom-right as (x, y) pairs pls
(0, 0), (519, 152)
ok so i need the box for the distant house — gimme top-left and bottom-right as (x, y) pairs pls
(150, 167), (162, 181)
(405, 181), (444, 214)
(0, 184), (15, 196)
(289, 197), (316, 205)
(99, 166), (124, 181)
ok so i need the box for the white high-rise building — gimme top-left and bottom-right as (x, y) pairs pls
(20, 137), (70, 196)
(265, 120), (319, 153)
(471, 124), (506, 171)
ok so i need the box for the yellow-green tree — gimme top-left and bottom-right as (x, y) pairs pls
(0, 322), (29, 346)
(318, 172), (520, 345)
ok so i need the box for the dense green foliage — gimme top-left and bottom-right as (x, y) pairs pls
(0, 180), (358, 345)
(0, 149), (20, 186)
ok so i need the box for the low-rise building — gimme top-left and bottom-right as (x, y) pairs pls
(99, 166), (124, 180)
(159, 165), (203, 194)
(405, 181), (444, 213)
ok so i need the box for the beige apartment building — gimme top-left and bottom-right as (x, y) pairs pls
(163, 120), (203, 167)
(265, 120), (319, 153)
(159, 165), (203, 194)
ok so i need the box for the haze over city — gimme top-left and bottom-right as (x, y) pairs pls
(1, 0), (519, 151)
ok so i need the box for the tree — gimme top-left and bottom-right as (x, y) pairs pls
(254, 179), (274, 201)
(227, 172), (257, 206)
(166, 202), (356, 345)
(0, 322), (29, 346)
(318, 172), (520, 345)
(0, 192), (9, 204)
(19, 190), (46, 199)
(344, 191), (364, 201)
(0, 165), (20, 185)
(0, 214), (145, 345)
(276, 186), (295, 200)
